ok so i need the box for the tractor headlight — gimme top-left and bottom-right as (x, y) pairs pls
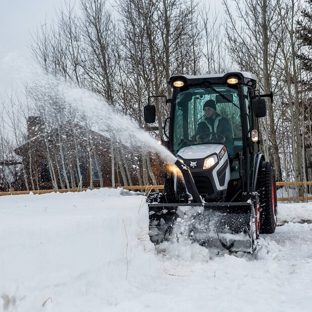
(203, 155), (218, 169)
(171, 76), (187, 88)
(173, 79), (185, 88)
(226, 76), (239, 85)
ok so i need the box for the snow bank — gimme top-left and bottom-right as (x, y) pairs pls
(278, 202), (312, 224)
(0, 189), (160, 311)
(0, 190), (312, 312)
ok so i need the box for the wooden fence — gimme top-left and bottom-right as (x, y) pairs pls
(275, 181), (312, 201)
(0, 182), (312, 202)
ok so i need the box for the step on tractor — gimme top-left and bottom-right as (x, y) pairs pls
(144, 72), (277, 253)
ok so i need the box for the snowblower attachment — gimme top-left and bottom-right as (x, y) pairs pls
(148, 159), (259, 253)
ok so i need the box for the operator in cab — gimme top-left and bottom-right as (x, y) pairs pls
(196, 99), (234, 156)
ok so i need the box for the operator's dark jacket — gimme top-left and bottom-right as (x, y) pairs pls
(197, 113), (234, 156)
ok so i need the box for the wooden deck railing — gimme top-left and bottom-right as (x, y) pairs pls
(276, 181), (312, 186)
(1, 182), (312, 202)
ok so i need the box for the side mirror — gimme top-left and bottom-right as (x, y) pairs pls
(252, 98), (266, 118)
(144, 104), (156, 123)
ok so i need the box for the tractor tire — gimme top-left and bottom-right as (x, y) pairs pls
(257, 162), (277, 234)
(164, 178), (176, 203)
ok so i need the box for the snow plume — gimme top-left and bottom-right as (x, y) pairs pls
(0, 51), (176, 164)
(0, 51), (32, 96)
(57, 82), (177, 164)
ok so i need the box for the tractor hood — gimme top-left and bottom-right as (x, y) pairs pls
(177, 144), (224, 160)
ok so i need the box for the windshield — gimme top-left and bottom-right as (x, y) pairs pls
(172, 85), (242, 155)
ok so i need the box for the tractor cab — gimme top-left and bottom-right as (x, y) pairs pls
(167, 72), (265, 157)
(145, 72), (267, 201)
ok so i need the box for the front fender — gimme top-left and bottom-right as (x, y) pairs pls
(251, 153), (265, 192)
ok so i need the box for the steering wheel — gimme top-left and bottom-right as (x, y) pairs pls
(196, 132), (225, 143)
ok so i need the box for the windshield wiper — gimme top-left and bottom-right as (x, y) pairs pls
(200, 82), (240, 109)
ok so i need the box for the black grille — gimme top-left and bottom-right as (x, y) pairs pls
(193, 176), (214, 195)
(217, 161), (228, 186)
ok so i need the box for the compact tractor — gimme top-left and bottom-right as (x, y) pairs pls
(144, 72), (277, 252)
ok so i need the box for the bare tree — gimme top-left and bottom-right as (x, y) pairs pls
(275, 0), (304, 198)
(31, 0), (118, 103)
(223, 0), (286, 182)
(114, 0), (203, 185)
(116, 0), (202, 131)
(200, 3), (231, 73)
(79, 0), (119, 103)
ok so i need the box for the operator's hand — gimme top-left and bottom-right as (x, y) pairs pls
(196, 135), (202, 142)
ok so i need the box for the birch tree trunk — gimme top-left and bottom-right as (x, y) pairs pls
(261, 0), (282, 182)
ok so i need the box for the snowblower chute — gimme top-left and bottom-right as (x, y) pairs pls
(145, 72), (277, 253)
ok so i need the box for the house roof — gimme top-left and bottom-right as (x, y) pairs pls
(14, 123), (111, 157)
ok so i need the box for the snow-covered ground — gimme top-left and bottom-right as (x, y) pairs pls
(0, 189), (312, 312)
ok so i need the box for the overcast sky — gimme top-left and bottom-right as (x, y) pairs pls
(0, 0), (69, 57)
(0, 0), (223, 58)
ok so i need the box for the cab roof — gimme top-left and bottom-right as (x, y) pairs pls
(168, 71), (258, 88)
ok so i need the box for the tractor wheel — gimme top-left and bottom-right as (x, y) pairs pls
(164, 178), (176, 203)
(257, 162), (277, 234)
